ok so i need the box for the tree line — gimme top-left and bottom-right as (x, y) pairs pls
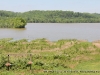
(0, 10), (100, 28)
(21, 10), (100, 23)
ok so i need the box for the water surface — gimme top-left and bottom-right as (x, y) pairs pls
(0, 23), (100, 42)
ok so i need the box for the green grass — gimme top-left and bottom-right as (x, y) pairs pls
(0, 38), (100, 75)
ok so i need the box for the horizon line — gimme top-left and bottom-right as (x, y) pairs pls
(0, 10), (99, 14)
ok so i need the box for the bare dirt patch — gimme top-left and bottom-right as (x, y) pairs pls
(93, 43), (100, 48)
(71, 55), (92, 61)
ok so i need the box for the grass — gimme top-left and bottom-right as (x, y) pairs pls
(0, 38), (100, 75)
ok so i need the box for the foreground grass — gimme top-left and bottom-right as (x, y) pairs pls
(0, 38), (100, 75)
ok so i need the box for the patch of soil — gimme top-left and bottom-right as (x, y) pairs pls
(93, 43), (100, 48)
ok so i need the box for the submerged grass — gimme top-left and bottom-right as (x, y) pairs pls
(0, 38), (100, 75)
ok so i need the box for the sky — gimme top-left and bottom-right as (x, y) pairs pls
(0, 0), (100, 13)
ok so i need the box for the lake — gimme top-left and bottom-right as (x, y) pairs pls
(0, 23), (100, 42)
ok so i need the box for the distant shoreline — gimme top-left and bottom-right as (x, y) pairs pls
(0, 10), (100, 24)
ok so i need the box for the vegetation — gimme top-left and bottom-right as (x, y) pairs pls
(0, 17), (26, 28)
(1, 10), (100, 28)
(0, 10), (100, 24)
(0, 38), (100, 75)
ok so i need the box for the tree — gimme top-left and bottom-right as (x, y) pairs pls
(0, 17), (26, 28)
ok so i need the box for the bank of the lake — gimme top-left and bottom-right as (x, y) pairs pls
(0, 38), (100, 75)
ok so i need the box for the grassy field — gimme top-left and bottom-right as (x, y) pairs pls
(0, 38), (100, 75)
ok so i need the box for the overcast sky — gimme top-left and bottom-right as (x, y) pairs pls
(0, 0), (100, 13)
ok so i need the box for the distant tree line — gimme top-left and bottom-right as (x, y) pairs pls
(21, 10), (100, 23)
(0, 10), (100, 28)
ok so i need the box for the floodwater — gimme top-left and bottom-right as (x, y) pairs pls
(0, 23), (100, 42)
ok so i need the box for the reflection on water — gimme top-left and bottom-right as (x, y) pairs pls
(0, 23), (100, 42)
